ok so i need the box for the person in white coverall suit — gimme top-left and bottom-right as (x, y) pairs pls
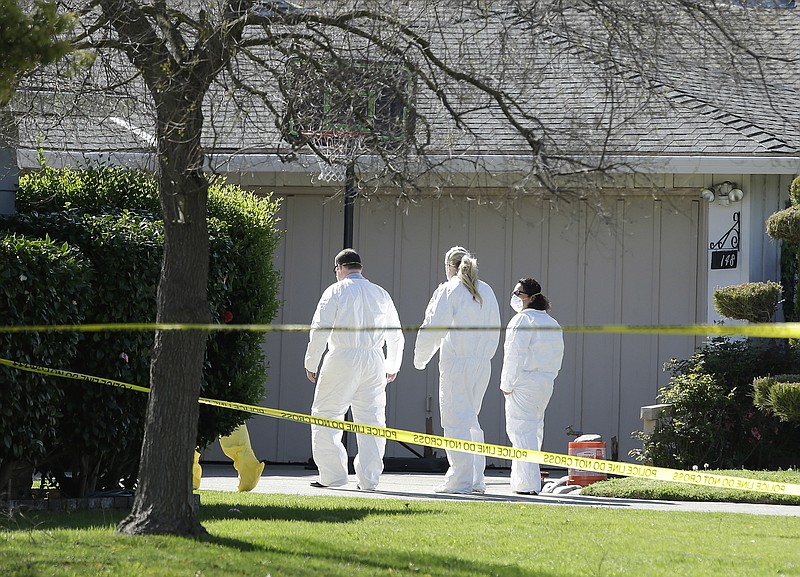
(414, 246), (500, 494)
(304, 249), (404, 490)
(501, 277), (564, 495)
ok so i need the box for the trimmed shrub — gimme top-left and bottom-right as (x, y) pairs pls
(766, 205), (800, 244)
(789, 174), (800, 207)
(631, 338), (800, 470)
(753, 375), (800, 423)
(0, 233), (92, 497)
(712, 281), (782, 323)
(768, 382), (800, 423)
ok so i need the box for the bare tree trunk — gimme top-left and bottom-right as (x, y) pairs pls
(118, 90), (209, 536)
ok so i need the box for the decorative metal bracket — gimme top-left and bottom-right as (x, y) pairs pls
(709, 212), (740, 250)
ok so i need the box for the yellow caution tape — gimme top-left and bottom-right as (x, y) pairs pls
(2, 322), (800, 338)
(2, 355), (799, 497)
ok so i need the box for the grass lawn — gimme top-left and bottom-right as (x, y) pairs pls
(2, 489), (799, 577)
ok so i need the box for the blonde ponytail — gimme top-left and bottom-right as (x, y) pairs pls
(445, 246), (483, 305)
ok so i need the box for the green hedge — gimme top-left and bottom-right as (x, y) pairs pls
(15, 160), (160, 214)
(0, 234), (92, 494)
(202, 183), (283, 449)
(2, 164), (282, 496)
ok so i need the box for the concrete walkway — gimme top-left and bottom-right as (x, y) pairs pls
(197, 463), (800, 517)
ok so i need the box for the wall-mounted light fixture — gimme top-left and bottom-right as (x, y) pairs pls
(726, 186), (744, 203)
(700, 181), (744, 205)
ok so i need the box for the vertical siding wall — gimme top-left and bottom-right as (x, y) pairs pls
(239, 187), (705, 465)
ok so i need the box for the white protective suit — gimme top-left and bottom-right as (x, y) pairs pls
(500, 308), (564, 493)
(304, 272), (404, 490)
(414, 276), (500, 493)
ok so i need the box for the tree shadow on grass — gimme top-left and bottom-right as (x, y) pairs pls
(0, 503), (565, 576)
(195, 499), (565, 576)
(0, 508), (128, 531)
(0, 497), (431, 532)
(197, 529), (561, 577)
(199, 500), (437, 524)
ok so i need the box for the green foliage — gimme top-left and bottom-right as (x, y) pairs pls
(207, 179), (283, 326)
(753, 375), (800, 423)
(1, 210), (160, 494)
(766, 205), (800, 244)
(789, 175), (800, 207)
(652, 171), (800, 467)
(768, 178), (800, 327)
(3, 164), (282, 495)
(200, 181), (284, 446)
(769, 382), (800, 423)
(779, 237), (799, 322)
(0, 233), (91, 495)
(0, 0), (76, 105)
(631, 338), (800, 470)
(16, 160), (161, 214)
(753, 374), (778, 409)
(712, 281), (782, 323)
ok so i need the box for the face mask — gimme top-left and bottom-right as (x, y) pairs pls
(510, 294), (523, 313)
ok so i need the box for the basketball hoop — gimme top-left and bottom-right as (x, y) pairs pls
(303, 130), (368, 183)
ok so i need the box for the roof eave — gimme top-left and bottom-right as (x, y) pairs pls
(17, 148), (800, 177)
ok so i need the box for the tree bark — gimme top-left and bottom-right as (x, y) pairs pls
(118, 88), (210, 536)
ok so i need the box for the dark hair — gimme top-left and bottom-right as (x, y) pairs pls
(335, 248), (362, 269)
(518, 277), (550, 311)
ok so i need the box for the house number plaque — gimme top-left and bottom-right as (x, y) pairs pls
(709, 212), (740, 270)
(710, 250), (738, 270)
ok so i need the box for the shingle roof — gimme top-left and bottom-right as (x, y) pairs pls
(7, 3), (800, 170)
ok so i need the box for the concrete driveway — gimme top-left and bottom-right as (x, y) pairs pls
(197, 463), (800, 517)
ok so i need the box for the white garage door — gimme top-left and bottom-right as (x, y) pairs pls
(239, 189), (704, 465)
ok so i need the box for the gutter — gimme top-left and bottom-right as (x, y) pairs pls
(16, 149), (800, 177)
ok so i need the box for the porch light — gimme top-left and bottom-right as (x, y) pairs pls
(700, 188), (715, 202)
(700, 182), (744, 205)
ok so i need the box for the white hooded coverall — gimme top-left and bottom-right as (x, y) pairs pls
(305, 272), (404, 490)
(500, 308), (564, 493)
(414, 277), (500, 493)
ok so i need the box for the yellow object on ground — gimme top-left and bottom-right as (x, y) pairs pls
(192, 450), (203, 490)
(220, 423), (265, 491)
(193, 423), (265, 492)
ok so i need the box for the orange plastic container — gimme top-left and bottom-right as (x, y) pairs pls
(567, 441), (607, 486)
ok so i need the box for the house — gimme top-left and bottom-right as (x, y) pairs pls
(3, 5), (800, 467)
